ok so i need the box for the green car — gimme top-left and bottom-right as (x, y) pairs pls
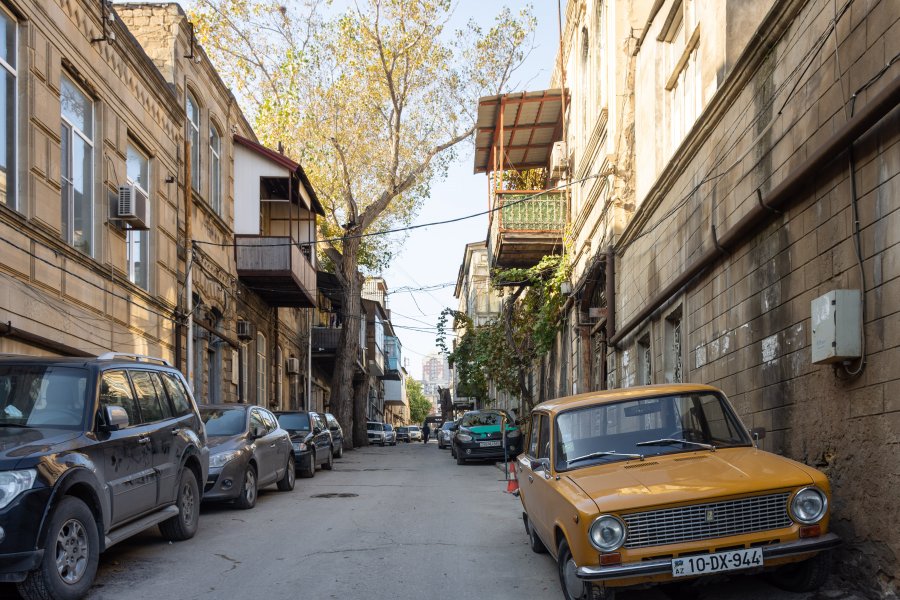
(452, 409), (522, 465)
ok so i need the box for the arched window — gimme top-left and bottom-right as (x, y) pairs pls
(256, 332), (267, 406)
(186, 91), (200, 191)
(209, 122), (221, 215)
(61, 75), (94, 256)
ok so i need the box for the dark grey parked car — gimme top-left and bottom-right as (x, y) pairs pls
(324, 412), (344, 458)
(275, 411), (334, 477)
(0, 354), (208, 600)
(200, 405), (294, 509)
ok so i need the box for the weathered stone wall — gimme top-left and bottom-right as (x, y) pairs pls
(613, 0), (899, 593)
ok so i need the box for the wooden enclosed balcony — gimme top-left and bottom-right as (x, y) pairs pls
(489, 190), (565, 268)
(235, 236), (316, 307)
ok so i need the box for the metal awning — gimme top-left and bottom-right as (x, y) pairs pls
(473, 89), (566, 174)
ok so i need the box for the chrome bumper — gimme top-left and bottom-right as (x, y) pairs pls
(576, 533), (841, 581)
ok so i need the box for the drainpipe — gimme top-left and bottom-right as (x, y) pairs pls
(185, 137), (194, 385)
(609, 75), (900, 348)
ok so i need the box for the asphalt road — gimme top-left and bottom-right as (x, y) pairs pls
(4, 440), (863, 600)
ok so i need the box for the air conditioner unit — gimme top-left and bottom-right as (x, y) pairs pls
(117, 184), (150, 229)
(236, 320), (254, 341)
(550, 141), (569, 178)
(285, 357), (301, 374)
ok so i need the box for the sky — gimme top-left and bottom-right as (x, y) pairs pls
(380, 1), (561, 379)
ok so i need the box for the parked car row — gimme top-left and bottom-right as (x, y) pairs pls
(0, 354), (346, 600)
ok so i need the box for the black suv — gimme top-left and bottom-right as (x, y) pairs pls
(0, 354), (209, 600)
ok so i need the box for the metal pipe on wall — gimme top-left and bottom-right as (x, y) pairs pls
(609, 74), (900, 348)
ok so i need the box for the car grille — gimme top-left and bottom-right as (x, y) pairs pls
(622, 492), (792, 549)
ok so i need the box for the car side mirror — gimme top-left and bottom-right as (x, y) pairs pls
(530, 457), (550, 473)
(250, 426), (266, 439)
(750, 427), (766, 446)
(313, 426), (323, 435)
(101, 405), (129, 431)
(329, 426), (339, 432)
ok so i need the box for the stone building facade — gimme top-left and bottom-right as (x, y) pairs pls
(0, 0), (184, 360)
(470, 0), (899, 593)
(0, 1), (321, 413)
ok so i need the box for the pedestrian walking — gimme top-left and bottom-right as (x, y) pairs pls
(422, 422), (431, 444)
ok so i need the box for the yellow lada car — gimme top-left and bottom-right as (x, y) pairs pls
(517, 384), (839, 600)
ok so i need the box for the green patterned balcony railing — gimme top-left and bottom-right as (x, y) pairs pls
(497, 190), (565, 231)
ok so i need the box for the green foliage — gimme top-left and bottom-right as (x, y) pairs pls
(503, 168), (547, 190)
(436, 254), (570, 410)
(406, 377), (432, 424)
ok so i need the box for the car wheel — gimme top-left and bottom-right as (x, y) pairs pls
(335, 442), (343, 459)
(450, 445), (457, 458)
(159, 468), (201, 541)
(557, 539), (610, 600)
(526, 516), (547, 554)
(17, 497), (99, 600)
(322, 447), (334, 470)
(277, 455), (295, 491)
(768, 551), (832, 592)
(234, 464), (258, 510)
(456, 452), (466, 465)
(300, 452), (316, 478)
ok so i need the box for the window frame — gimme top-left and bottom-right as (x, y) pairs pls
(60, 74), (95, 256)
(208, 120), (222, 215)
(256, 332), (267, 406)
(125, 141), (151, 289)
(0, 6), (17, 211)
(186, 90), (200, 192)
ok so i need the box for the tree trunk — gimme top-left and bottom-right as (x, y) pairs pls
(352, 378), (369, 447)
(329, 238), (363, 450)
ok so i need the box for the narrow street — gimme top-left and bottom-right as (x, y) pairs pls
(5, 442), (861, 600)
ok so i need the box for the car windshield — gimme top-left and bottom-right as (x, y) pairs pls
(277, 413), (310, 431)
(0, 365), (90, 430)
(398, 427), (408, 433)
(408, 426), (420, 432)
(461, 411), (507, 427)
(367, 422), (382, 431)
(442, 422), (454, 430)
(200, 408), (246, 436)
(555, 393), (752, 471)
(384, 424), (394, 431)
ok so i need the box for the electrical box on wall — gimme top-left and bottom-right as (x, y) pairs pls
(811, 290), (861, 364)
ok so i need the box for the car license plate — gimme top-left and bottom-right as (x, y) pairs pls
(672, 547), (762, 577)
(479, 440), (501, 447)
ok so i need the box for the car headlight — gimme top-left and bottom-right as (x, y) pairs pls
(0, 469), (37, 510)
(209, 450), (241, 468)
(589, 515), (626, 552)
(457, 432), (473, 442)
(790, 487), (827, 524)
(292, 442), (307, 452)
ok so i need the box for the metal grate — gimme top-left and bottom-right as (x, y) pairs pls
(623, 493), (792, 549)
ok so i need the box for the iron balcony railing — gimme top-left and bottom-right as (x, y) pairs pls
(494, 190), (565, 231)
(622, 492), (793, 549)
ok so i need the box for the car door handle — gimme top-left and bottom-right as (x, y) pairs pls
(269, 443), (277, 448)
(137, 436), (151, 444)
(171, 428), (180, 435)
(528, 475), (534, 483)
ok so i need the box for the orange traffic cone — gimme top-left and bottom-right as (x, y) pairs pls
(505, 462), (519, 494)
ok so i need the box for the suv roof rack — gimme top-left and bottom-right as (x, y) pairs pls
(96, 352), (172, 367)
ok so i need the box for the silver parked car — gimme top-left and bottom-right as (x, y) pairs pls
(407, 425), (423, 441)
(383, 423), (398, 445)
(367, 421), (386, 446)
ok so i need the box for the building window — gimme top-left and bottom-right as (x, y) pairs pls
(664, 307), (683, 383)
(0, 9), (16, 209)
(276, 346), (283, 408)
(60, 75), (94, 256)
(186, 91), (200, 191)
(240, 341), (249, 402)
(209, 122), (221, 215)
(637, 333), (652, 385)
(256, 332), (267, 406)
(662, 0), (700, 152)
(126, 143), (150, 289)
